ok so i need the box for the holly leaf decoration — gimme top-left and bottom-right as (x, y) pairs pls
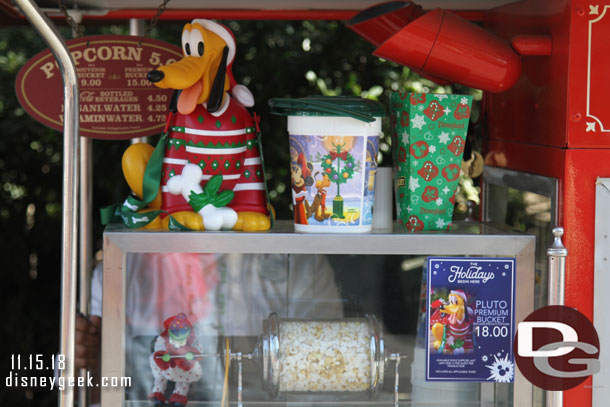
(188, 175), (235, 211)
(189, 191), (209, 212)
(451, 339), (465, 350)
(213, 190), (234, 208)
(204, 174), (223, 196)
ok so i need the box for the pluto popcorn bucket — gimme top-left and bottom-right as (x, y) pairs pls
(270, 96), (384, 233)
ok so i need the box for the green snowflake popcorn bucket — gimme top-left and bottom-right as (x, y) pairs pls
(390, 92), (473, 231)
(270, 96), (384, 233)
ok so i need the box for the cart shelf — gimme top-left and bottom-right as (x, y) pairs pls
(104, 220), (535, 255)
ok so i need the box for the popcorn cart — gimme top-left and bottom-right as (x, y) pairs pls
(3, 1), (608, 407)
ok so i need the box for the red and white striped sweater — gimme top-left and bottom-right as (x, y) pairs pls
(160, 97), (268, 215)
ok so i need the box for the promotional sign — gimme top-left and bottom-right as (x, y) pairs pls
(15, 35), (183, 140)
(426, 257), (516, 382)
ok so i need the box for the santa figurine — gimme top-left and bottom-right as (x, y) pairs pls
(149, 313), (203, 407)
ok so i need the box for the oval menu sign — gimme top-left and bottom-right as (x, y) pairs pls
(15, 35), (183, 140)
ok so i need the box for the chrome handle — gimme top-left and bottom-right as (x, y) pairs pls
(547, 227), (568, 306)
(13, 3), (80, 407)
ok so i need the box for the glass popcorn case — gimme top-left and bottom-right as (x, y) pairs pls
(101, 221), (535, 407)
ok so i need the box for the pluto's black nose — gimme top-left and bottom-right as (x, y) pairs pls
(147, 70), (164, 83)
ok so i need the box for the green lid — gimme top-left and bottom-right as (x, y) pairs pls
(269, 96), (385, 123)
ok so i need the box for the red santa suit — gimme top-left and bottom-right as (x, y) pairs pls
(150, 313), (203, 406)
(161, 96), (268, 215)
(444, 310), (474, 353)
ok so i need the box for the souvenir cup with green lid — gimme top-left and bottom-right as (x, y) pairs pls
(389, 92), (473, 231)
(270, 96), (385, 233)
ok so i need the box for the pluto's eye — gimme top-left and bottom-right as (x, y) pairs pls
(181, 28), (204, 57)
(187, 29), (204, 58)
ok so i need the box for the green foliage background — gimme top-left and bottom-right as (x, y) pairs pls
(0, 19), (481, 405)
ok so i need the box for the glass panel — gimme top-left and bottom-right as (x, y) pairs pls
(120, 252), (514, 406)
(486, 184), (552, 310)
(486, 184), (553, 407)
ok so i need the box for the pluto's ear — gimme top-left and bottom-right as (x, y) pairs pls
(207, 46), (229, 113)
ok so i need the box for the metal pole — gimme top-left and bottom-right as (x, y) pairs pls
(58, 9), (92, 407)
(78, 137), (92, 407)
(13, 3), (79, 407)
(129, 18), (147, 145)
(546, 227), (567, 407)
(393, 354), (401, 407)
(129, 18), (145, 36)
(237, 352), (243, 407)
